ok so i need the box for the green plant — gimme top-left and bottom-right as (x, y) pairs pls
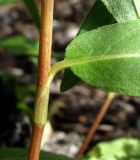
(0, 148), (72, 160)
(0, 0), (140, 160)
(83, 138), (140, 160)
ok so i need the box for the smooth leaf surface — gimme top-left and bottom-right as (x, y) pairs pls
(78, 0), (113, 34)
(63, 20), (140, 96)
(0, 36), (38, 56)
(61, 68), (81, 92)
(0, 148), (73, 160)
(101, 0), (139, 22)
(83, 138), (140, 160)
(61, 0), (114, 92)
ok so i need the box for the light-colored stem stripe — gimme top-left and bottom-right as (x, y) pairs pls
(133, 0), (140, 18)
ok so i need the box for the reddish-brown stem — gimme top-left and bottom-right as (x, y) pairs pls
(28, 124), (44, 160)
(75, 93), (116, 160)
(37, 0), (54, 92)
(28, 0), (54, 160)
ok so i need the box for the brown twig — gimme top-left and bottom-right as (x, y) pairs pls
(75, 93), (116, 160)
(28, 125), (44, 160)
(28, 0), (54, 160)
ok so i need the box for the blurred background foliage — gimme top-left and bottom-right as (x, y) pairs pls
(0, 0), (140, 159)
(83, 138), (140, 160)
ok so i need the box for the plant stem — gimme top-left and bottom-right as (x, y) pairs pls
(28, 125), (44, 160)
(75, 93), (116, 160)
(28, 0), (54, 160)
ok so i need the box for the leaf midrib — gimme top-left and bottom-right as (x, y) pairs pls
(43, 52), (140, 99)
(65, 53), (140, 67)
(51, 53), (140, 79)
(51, 53), (140, 74)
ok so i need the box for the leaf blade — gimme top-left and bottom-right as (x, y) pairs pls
(62, 0), (140, 92)
(0, 36), (38, 56)
(23, 0), (40, 29)
(78, 0), (113, 34)
(61, 0), (114, 92)
(0, 148), (73, 160)
(83, 138), (140, 160)
(0, 0), (19, 5)
(101, 0), (139, 22)
(64, 20), (140, 96)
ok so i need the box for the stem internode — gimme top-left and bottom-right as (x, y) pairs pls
(28, 0), (54, 160)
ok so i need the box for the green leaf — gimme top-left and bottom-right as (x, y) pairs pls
(101, 0), (139, 22)
(17, 102), (33, 122)
(61, 0), (114, 92)
(16, 84), (35, 101)
(0, 148), (73, 160)
(61, 0), (140, 92)
(23, 0), (40, 29)
(0, 0), (40, 28)
(60, 68), (81, 92)
(83, 138), (140, 160)
(62, 20), (140, 96)
(0, 36), (38, 56)
(0, 0), (19, 5)
(78, 0), (113, 34)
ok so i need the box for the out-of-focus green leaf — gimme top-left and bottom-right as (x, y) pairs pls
(0, 0), (19, 5)
(15, 84), (35, 121)
(0, 73), (16, 92)
(0, 148), (73, 160)
(16, 84), (35, 101)
(23, 0), (40, 29)
(63, 20), (140, 96)
(0, 36), (38, 56)
(83, 138), (140, 160)
(0, 73), (35, 122)
(17, 102), (33, 121)
(101, 0), (139, 22)
(61, 0), (114, 92)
